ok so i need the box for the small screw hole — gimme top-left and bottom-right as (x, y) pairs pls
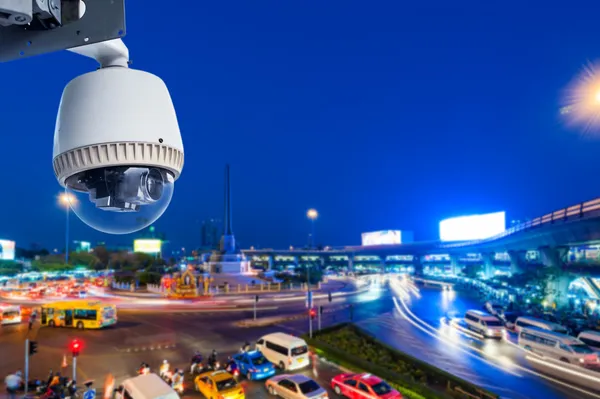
(158, 138), (164, 143)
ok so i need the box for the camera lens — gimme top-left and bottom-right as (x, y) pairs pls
(64, 166), (175, 234)
(141, 168), (164, 202)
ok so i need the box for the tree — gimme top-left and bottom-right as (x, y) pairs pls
(68, 252), (101, 270)
(93, 246), (110, 266)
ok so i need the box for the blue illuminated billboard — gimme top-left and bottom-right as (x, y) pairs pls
(439, 212), (506, 242)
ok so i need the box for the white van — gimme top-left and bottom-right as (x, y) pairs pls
(514, 316), (568, 334)
(519, 327), (599, 366)
(114, 373), (180, 399)
(464, 310), (504, 338)
(256, 332), (309, 370)
(0, 305), (22, 325)
(578, 330), (600, 351)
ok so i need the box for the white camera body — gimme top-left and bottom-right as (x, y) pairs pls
(52, 39), (184, 234)
(53, 67), (184, 185)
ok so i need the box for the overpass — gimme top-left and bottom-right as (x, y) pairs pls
(244, 198), (600, 306)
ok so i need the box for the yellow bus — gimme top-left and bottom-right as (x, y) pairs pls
(40, 300), (117, 330)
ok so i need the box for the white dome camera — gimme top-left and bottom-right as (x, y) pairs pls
(53, 39), (184, 234)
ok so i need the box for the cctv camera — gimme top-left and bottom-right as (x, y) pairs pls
(53, 40), (184, 234)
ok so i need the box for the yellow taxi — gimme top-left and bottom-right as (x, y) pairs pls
(194, 370), (245, 399)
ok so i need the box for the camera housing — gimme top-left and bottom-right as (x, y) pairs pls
(53, 44), (184, 234)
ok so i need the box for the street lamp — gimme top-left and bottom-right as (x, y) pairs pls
(58, 192), (76, 265)
(561, 61), (600, 134)
(307, 209), (318, 249)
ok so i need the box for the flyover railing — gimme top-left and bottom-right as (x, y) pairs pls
(441, 197), (600, 248)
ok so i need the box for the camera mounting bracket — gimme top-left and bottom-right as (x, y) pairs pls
(69, 38), (129, 68)
(0, 0), (125, 62)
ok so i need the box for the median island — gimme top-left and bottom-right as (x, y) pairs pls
(305, 323), (499, 399)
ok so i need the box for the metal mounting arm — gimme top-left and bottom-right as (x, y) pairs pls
(68, 38), (129, 68)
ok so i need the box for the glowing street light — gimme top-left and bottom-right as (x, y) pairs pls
(561, 61), (600, 135)
(58, 192), (77, 265)
(306, 208), (318, 249)
(59, 192), (76, 206)
(307, 209), (318, 221)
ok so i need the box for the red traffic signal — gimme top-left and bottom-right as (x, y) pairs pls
(309, 308), (316, 319)
(70, 339), (81, 356)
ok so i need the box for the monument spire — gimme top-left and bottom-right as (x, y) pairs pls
(211, 164), (247, 273)
(224, 164), (233, 235)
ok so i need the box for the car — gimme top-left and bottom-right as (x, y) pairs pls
(194, 370), (245, 399)
(331, 372), (401, 398)
(232, 350), (276, 380)
(265, 374), (328, 398)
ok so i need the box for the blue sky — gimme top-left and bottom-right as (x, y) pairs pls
(1, 1), (599, 251)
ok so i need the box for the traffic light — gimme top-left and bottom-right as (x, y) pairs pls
(319, 305), (324, 315)
(70, 339), (81, 357)
(328, 291), (332, 303)
(29, 341), (38, 356)
(255, 295), (259, 303)
(309, 308), (316, 319)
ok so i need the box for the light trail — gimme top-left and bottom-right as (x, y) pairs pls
(391, 281), (600, 398)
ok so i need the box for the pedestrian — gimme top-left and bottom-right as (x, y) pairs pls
(5, 371), (22, 399)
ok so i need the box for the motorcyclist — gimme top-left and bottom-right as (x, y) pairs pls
(171, 370), (183, 392)
(138, 363), (150, 375)
(207, 350), (218, 369)
(65, 379), (77, 399)
(190, 351), (203, 374)
(49, 372), (61, 387)
(159, 360), (170, 378)
(224, 356), (237, 373)
(240, 341), (251, 353)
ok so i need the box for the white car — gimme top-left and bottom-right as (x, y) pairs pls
(265, 374), (328, 398)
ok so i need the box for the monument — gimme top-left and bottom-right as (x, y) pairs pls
(208, 165), (250, 273)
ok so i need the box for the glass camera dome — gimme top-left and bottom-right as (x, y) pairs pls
(64, 166), (175, 234)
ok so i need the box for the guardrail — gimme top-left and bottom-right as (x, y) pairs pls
(441, 198), (600, 249)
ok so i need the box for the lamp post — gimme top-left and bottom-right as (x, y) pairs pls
(307, 209), (318, 249)
(305, 208), (319, 336)
(59, 192), (76, 265)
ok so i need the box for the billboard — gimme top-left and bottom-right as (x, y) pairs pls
(0, 240), (15, 260)
(439, 211), (506, 242)
(133, 239), (162, 254)
(362, 230), (413, 246)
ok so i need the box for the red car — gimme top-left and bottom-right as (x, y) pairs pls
(331, 373), (401, 399)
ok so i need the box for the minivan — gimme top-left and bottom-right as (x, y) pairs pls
(519, 327), (598, 366)
(514, 316), (568, 334)
(256, 332), (309, 371)
(464, 310), (505, 338)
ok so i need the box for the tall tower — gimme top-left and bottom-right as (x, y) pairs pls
(219, 164), (236, 254)
(209, 164), (248, 273)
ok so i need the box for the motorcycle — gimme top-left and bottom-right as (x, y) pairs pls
(161, 371), (174, 385)
(190, 355), (203, 375)
(172, 380), (184, 394)
(223, 360), (239, 379)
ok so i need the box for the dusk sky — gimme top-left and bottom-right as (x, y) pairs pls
(1, 2), (600, 251)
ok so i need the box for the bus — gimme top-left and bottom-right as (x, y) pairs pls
(40, 300), (117, 330)
(0, 305), (22, 325)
